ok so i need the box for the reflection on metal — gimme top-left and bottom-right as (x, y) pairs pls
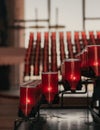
(14, 109), (96, 130)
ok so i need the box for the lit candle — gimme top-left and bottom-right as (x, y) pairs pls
(42, 72), (58, 103)
(19, 85), (36, 117)
(87, 45), (100, 76)
(66, 31), (71, 41)
(64, 59), (81, 92)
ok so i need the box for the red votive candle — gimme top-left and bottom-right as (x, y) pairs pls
(64, 59), (81, 92)
(42, 72), (58, 103)
(80, 48), (88, 70)
(19, 85), (36, 117)
(87, 45), (100, 76)
(61, 60), (65, 80)
(74, 31), (79, 40)
(97, 31), (100, 39)
(66, 31), (71, 41)
(81, 31), (86, 40)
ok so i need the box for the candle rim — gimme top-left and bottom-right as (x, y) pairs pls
(20, 84), (40, 88)
(87, 45), (100, 48)
(42, 71), (58, 74)
(64, 58), (80, 62)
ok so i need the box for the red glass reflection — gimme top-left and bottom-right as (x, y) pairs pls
(44, 32), (49, 40)
(61, 61), (65, 80)
(87, 45), (100, 76)
(80, 48), (88, 70)
(35, 83), (42, 104)
(42, 72), (58, 103)
(97, 31), (100, 40)
(82, 49), (88, 69)
(81, 31), (88, 47)
(37, 32), (41, 42)
(28, 32), (34, 49)
(64, 59), (81, 91)
(81, 32), (86, 40)
(67, 31), (71, 41)
(74, 31), (81, 53)
(89, 31), (96, 45)
(74, 32), (79, 40)
(66, 32), (74, 58)
(96, 31), (100, 44)
(19, 85), (36, 117)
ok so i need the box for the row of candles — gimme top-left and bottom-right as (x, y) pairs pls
(24, 31), (100, 80)
(19, 72), (58, 117)
(19, 31), (100, 118)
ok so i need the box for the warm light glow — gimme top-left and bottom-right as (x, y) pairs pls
(64, 59), (81, 91)
(19, 86), (36, 117)
(93, 62), (99, 66)
(42, 72), (58, 103)
(26, 98), (31, 104)
(70, 74), (77, 80)
(47, 86), (52, 92)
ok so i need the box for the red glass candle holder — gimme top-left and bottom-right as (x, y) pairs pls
(35, 83), (42, 103)
(28, 32), (34, 48)
(96, 31), (100, 44)
(66, 31), (71, 41)
(37, 32), (41, 42)
(42, 72), (58, 103)
(64, 59), (81, 92)
(81, 32), (88, 47)
(24, 56), (31, 76)
(87, 45), (100, 76)
(80, 48), (88, 70)
(59, 32), (64, 39)
(51, 32), (56, 40)
(74, 31), (79, 40)
(89, 31), (96, 45)
(81, 31), (86, 40)
(44, 32), (49, 41)
(61, 60), (65, 80)
(19, 85), (36, 117)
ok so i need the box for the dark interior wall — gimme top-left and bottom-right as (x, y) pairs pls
(0, 0), (10, 90)
(5, 0), (15, 46)
(0, 0), (25, 90)
(0, 0), (8, 46)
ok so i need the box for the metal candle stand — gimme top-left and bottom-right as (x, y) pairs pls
(89, 77), (100, 122)
(14, 35), (100, 129)
(14, 99), (42, 130)
(59, 79), (88, 108)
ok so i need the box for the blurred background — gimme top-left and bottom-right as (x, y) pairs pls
(0, 0), (100, 129)
(0, 0), (100, 91)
